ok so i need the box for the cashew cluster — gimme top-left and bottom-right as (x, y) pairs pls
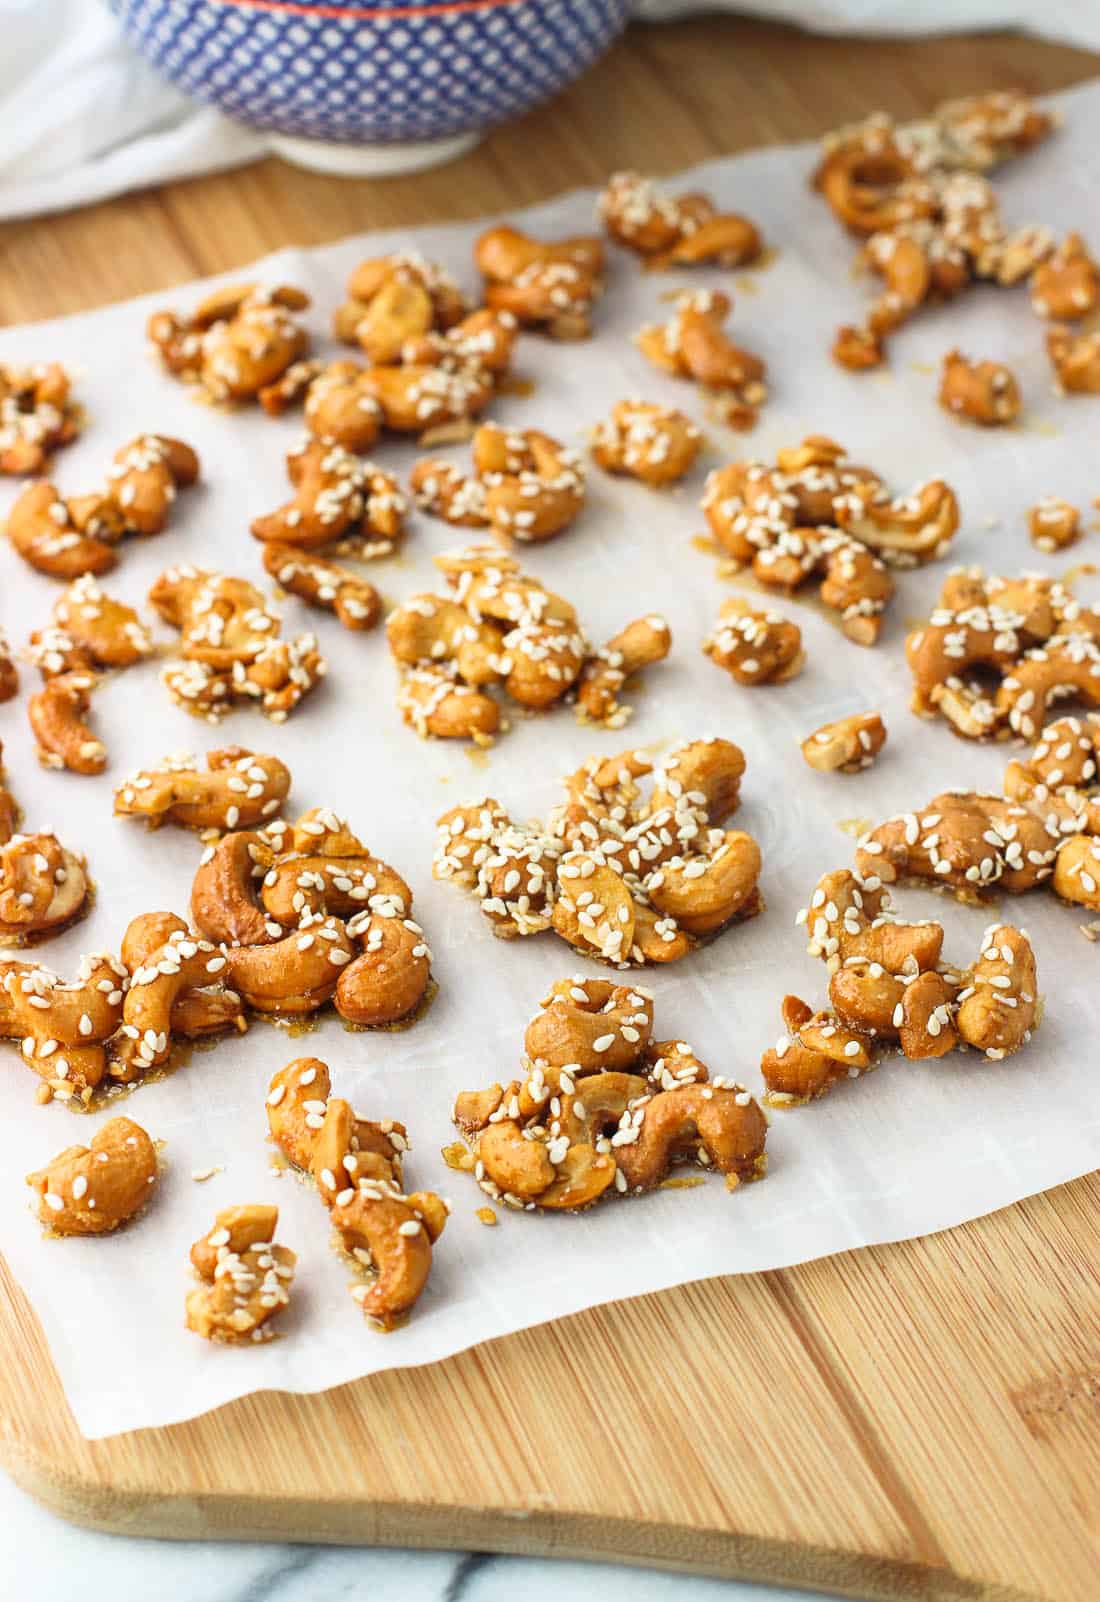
(1030, 233), (1100, 322)
(28, 575), (152, 678)
(186, 1205), (296, 1344)
(938, 349), (1021, 426)
(475, 225), (604, 338)
(251, 440), (407, 561)
(435, 737), (762, 967)
(6, 434), (200, 580)
(410, 424), (586, 545)
(760, 867), (1040, 1102)
(1027, 497), (1080, 554)
(814, 92), (1055, 368)
(266, 1057), (447, 1327)
(906, 567), (1100, 741)
(2, 909), (244, 1101)
(590, 399), (702, 487)
(599, 172), (764, 269)
(703, 597), (804, 686)
(148, 282), (310, 403)
(190, 807), (433, 1028)
(0, 362), (82, 475)
(801, 712), (886, 773)
(452, 977), (767, 1211)
(115, 747), (291, 833)
(333, 251), (468, 356)
(27, 1116), (159, 1235)
(636, 289), (767, 430)
(1048, 326), (1100, 394)
(386, 544), (669, 741)
(150, 565), (327, 723)
(702, 436), (958, 644)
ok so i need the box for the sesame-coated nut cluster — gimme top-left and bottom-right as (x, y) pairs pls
(474, 226), (605, 339)
(906, 567), (1100, 742)
(450, 977), (767, 1211)
(635, 289), (767, 430)
(148, 283), (311, 404)
(0, 362), (83, 476)
(410, 424), (586, 545)
(186, 1205), (296, 1344)
(434, 738), (761, 967)
(386, 544), (669, 741)
(266, 1057), (447, 1327)
(702, 435), (959, 644)
(760, 867), (1040, 1103)
(599, 171), (764, 270)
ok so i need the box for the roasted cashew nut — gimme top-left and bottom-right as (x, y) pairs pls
(413, 424), (587, 547)
(0, 830), (89, 941)
(261, 543), (381, 631)
(115, 748), (291, 832)
(111, 928), (233, 1081)
(600, 172), (763, 269)
(0, 361), (82, 475)
(30, 575), (152, 677)
(590, 399), (702, 487)
(26, 1117), (158, 1235)
(186, 1204), (297, 1344)
(939, 349), (1021, 426)
(475, 226), (604, 338)
(636, 290), (767, 428)
(1048, 326), (1100, 394)
(703, 598), (804, 685)
(251, 440), (407, 557)
(28, 672), (106, 775)
(120, 912), (245, 1040)
(801, 712), (886, 774)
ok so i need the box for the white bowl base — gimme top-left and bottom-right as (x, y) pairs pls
(268, 130), (481, 177)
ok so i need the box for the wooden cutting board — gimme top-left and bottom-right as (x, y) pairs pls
(2, 20), (1099, 1600)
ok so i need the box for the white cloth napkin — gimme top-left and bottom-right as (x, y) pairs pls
(1, 0), (1099, 224)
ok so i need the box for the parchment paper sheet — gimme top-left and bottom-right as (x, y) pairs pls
(2, 82), (1099, 1440)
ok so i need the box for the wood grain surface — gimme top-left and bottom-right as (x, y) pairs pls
(2, 18), (1099, 1601)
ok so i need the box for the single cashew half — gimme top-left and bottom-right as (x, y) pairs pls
(28, 672), (106, 775)
(115, 748), (291, 832)
(26, 1116), (158, 1235)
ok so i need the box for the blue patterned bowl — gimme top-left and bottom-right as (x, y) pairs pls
(108, 0), (632, 174)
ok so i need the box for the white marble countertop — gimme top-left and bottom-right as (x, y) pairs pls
(0, 1468), (825, 1602)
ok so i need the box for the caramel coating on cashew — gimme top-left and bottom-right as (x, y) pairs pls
(600, 172), (764, 269)
(0, 362), (82, 476)
(855, 791), (1060, 898)
(27, 1117), (158, 1235)
(387, 544), (666, 740)
(29, 575), (152, 678)
(475, 225), (604, 338)
(186, 1204), (297, 1344)
(905, 567), (1100, 743)
(149, 282), (310, 404)
(801, 712), (886, 774)
(452, 983), (766, 1211)
(150, 565), (327, 724)
(701, 436), (956, 644)
(28, 672), (106, 775)
(434, 737), (761, 967)
(1027, 498), (1080, 554)
(1, 950), (128, 1100)
(266, 1057), (447, 1327)
(0, 829), (89, 943)
(762, 868), (1040, 1103)
(0, 635), (17, 704)
(119, 910), (245, 1042)
(703, 597), (804, 686)
(636, 289), (767, 429)
(190, 808), (430, 1027)
(938, 348), (1021, 426)
(590, 399), (702, 487)
(412, 424), (587, 546)
(261, 543), (381, 631)
(1031, 233), (1100, 321)
(1047, 326), (1100, 394)
(813, 94), (1054, 366)
(334, 251), (467, 357)
(115, 748), (291, 832)
(6, 433), (199, 580)
(251, 440), (407, 558)
(111, 925), (238, 1082)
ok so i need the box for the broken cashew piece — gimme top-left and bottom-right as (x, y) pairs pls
(29, 575), (152, 678)
(801, 712), (886, 773)
(938, 349), (1021, 425)
(590, 399), (702, 487)
(1027, 497), (1080, 553)
(703, 597), (804, 686)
